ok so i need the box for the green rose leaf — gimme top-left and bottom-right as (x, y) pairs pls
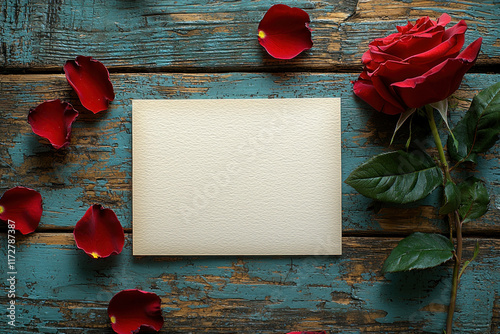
(345, 150), (443, 204)
(448, 82), (500, 164)
(383, 232), (454, 273)
(458, 177), (489, 222)
(439, 180), (461, 215)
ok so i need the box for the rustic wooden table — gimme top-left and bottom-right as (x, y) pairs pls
(1, 0), (499, 333)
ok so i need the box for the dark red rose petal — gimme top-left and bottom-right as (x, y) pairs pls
(64, 56), (115, 114)
(366, 14), (457, 68)
(0, 187), (43, 235)
(392, 38), (482, 108)
(353, 76), (405, 115)
(378, 27), (445, 60)
(108, 289), (164, 334)
(258, 4), (313, 59)
(28, 99), (79, 149)
(372, 59), (430, 85)
(73, 204), (124, 258)
(406, 21), (466, 66)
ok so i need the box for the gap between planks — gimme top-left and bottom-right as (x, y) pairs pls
(0, 63), (498, 76)
(1, 228), (499, 239)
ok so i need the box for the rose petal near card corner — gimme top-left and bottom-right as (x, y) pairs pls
(0, 187), (43, 234)
(73, 204), (124, 258)
(258, 4), (312, 59)
(28, 99), (79, 149)
(64, 56), (115, 114)
(108, 289), (164, 334)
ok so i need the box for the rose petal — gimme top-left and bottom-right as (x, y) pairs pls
(108, 289), (164, 334)
(367, 62), (411, 112)
(442, 19), (466, 42)
(378, 28), (445, 60)
(396, 21), (414, 34)
(362, 48), (403, 71)
(73, 204), (124, 258)
(258, 4), (313, 59)
(353, 76), (405, 115)
(372, 59), (431, 88)
(369, 14), (455, 64)
(64, 56), (115, 114)
(405, 21), (466, 65)
(392, 38), (482, 108)
(436, 13), (452, 27)
(376, 24), (445, 60)
(28, 99), (79, 149)
(0, 187), (43, 234)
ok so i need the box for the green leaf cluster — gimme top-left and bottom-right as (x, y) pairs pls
(348, 83), (498, 274)
(346, 83), (500, 276)
(448, 82), (500, 164)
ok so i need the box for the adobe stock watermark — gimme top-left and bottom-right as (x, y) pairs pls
(6, 219), (17, 327)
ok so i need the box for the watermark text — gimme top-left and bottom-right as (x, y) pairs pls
(6, 219), (16, 327)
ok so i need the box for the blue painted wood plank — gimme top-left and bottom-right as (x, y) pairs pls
(0, 72), (499, 233)
(1, 0), (498, 70)
(0, 234), (498, 333)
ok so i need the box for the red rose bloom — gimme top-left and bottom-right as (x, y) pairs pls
(353, 14), (482, 115)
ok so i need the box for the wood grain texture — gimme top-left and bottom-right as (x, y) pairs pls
(1, 233), (499, 333)
(0, 72), (498, 234)
(1, 0), (498, 71)
(1, 1), (499, 332)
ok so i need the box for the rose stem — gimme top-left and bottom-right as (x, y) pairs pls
(426, 105), (462, 334)
(426, 105), (451, 182)
(446, 211), (463, 334)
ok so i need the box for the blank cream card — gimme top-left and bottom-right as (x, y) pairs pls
(132, 98), (342, 256)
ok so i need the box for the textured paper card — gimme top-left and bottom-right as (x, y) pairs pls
(133, 98), (341, 256)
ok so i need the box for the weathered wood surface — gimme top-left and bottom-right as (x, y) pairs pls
(0, 72), (499, 235)
(1, 0), (499, 72)
(1, 0), (500, 332)
(1, 234), (499, 333)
